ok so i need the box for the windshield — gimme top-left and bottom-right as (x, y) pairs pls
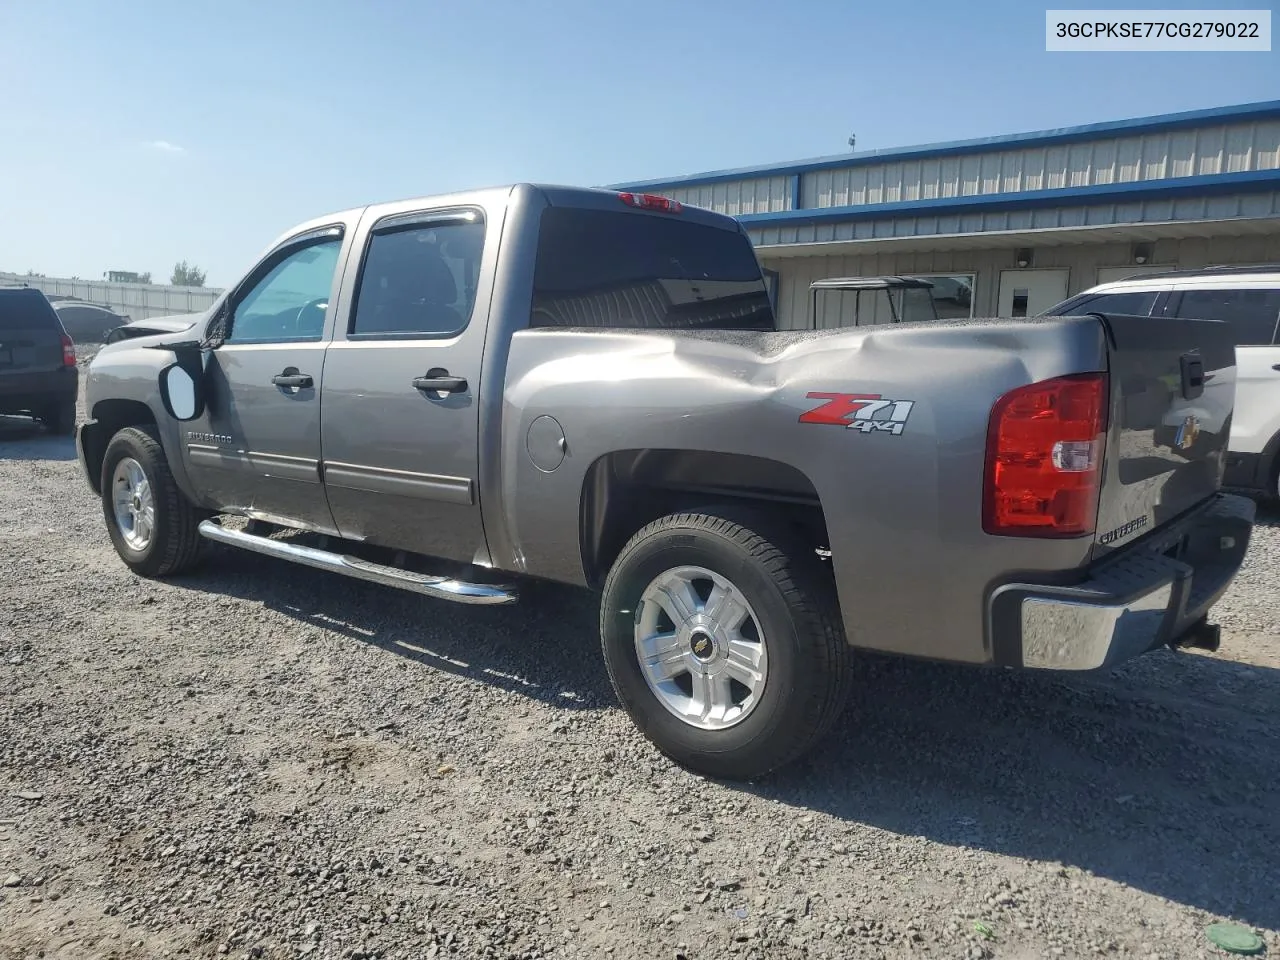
(899, 287), (939, 323)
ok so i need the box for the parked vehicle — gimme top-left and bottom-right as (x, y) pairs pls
(77, 185), (1255, 778)
(51, 300), (130, 343)
(1045, 265), (1280, 500)
(102, 313), (202, 345)
(0, 287), (79, 434)
(808, 276), (941, 327)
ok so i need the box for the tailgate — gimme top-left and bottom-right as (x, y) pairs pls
(0, 325), (63, 373)
(1091, 311), (1236, 556)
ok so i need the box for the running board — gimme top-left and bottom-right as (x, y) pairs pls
(197, 520), (518, 605)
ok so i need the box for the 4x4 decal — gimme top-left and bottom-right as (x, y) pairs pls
(799, 392), (915, 435)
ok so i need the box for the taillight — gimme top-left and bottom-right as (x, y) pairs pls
(983, 373), (1108, 538)
(618, 192), (683, 214)
(61, 334), (76, 367)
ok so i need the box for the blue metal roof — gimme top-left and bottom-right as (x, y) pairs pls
(611, 99), (1280, 191)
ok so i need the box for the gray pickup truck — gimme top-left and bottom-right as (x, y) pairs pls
(77, 184), (1255, 779)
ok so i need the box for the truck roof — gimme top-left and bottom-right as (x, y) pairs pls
(298, 184), (744, 238)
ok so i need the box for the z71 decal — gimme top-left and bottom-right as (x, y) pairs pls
(799, 392), (916, 435)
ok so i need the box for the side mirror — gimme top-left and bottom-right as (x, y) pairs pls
(158, 345), (206, 421)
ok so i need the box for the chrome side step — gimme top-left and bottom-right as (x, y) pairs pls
(197, 520), (518, 605)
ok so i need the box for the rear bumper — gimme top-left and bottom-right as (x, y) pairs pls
(988, 493), (1255, 671)
(0, 368), (78, 411)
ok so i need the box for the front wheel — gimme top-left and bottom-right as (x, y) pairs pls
(100, 426), (205, 577)
(600, 508), (852, 780)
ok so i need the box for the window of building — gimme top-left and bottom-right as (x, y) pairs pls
(530, 207), (775, 331)
(1171, 288), (1280, 346)
(351, 218), (485, 338)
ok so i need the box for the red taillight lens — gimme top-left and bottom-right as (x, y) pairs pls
(983, 373), (1108, 538)
(618, 192), (683, 214)
(61, 334), (76, 367)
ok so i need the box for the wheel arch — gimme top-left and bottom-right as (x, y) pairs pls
(81, 399), (159, 494)
(578, 448), (830, 589)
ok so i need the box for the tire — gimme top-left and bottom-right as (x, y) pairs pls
(42, 398), (77, 436)
(599, 507), (852, 780)
(100, 425), (205, 577)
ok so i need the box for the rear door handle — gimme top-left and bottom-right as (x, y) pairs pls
(1272, 364), (1280, 372)
(272, 372), (313, 388)
(413, 370), (468, 393)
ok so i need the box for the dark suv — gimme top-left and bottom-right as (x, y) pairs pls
(0, 287), (79, 435)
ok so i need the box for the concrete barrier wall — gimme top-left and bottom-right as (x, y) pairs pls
(0, 271), (224, 321)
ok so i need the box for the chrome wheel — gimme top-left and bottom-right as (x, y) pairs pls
(633, 565), (769, 731)
(111, 457), (154, 551)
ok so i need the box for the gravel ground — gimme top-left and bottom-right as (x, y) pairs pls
(1, 383), (1278, 960)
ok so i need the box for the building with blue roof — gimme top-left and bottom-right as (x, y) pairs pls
(614, 100), (1280, 328)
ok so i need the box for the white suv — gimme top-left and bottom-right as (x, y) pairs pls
(1047, 267), (1280, 500)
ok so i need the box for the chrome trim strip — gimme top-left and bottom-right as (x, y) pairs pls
(322, 460), (474, 505)
(197, 520), (516, 605)
(185, 446), (320, 483)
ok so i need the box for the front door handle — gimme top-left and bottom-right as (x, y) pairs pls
(413, 369), (468, 393)
(272, 371), (313, 388)
(1272, 363), (1280, 372)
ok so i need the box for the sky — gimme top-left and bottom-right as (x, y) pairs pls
(0, 0), (1276, 288)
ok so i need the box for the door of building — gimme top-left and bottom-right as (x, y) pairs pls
(997, 269), (1069, 318)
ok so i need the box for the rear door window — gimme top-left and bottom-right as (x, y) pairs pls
(0, 290), (61, 330)
(1171, 288), (1280, 346)
(530, 208), (775, 331)
(350, 217), (485, 338)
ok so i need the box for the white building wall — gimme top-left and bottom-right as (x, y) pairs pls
(762, 233), (1280, 329)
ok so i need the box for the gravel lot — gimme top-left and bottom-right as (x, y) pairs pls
(2, 382), (1278, 960)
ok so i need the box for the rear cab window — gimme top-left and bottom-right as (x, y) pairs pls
(1168, 287), (1280, 346)
(530, 208), (775, 331)
(0, 289), (63, 331)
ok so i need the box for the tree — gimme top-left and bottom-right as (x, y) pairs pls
(171, 261), (207, 287)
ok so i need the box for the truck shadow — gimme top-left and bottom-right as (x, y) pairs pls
(181, 506), (1279, 932)
(0, 415), (77, 460)
(754, 645), (1280, 932)
(176, 551), (609, 711)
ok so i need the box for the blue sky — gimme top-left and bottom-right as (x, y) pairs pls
(0, 0), (1275, 287)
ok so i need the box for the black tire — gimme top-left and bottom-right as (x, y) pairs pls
(100, 425), (205, 577)
(599, 507), (852, 780)
(42, 398), (77, 436)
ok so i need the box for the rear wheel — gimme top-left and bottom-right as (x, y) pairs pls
(100, 426), (205, 577)
(599, 508), (852, 780)
(41, 398), (76, 436)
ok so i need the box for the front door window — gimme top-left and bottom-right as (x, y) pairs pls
(228, 239), (342, 344)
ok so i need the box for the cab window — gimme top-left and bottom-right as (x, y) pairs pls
(1170, 288), (1280, 346)
(1046, 291), (1159, 317)
(227, 238), (342, 344)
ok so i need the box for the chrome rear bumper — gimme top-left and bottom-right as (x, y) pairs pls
(989, 493), (1255, 671)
